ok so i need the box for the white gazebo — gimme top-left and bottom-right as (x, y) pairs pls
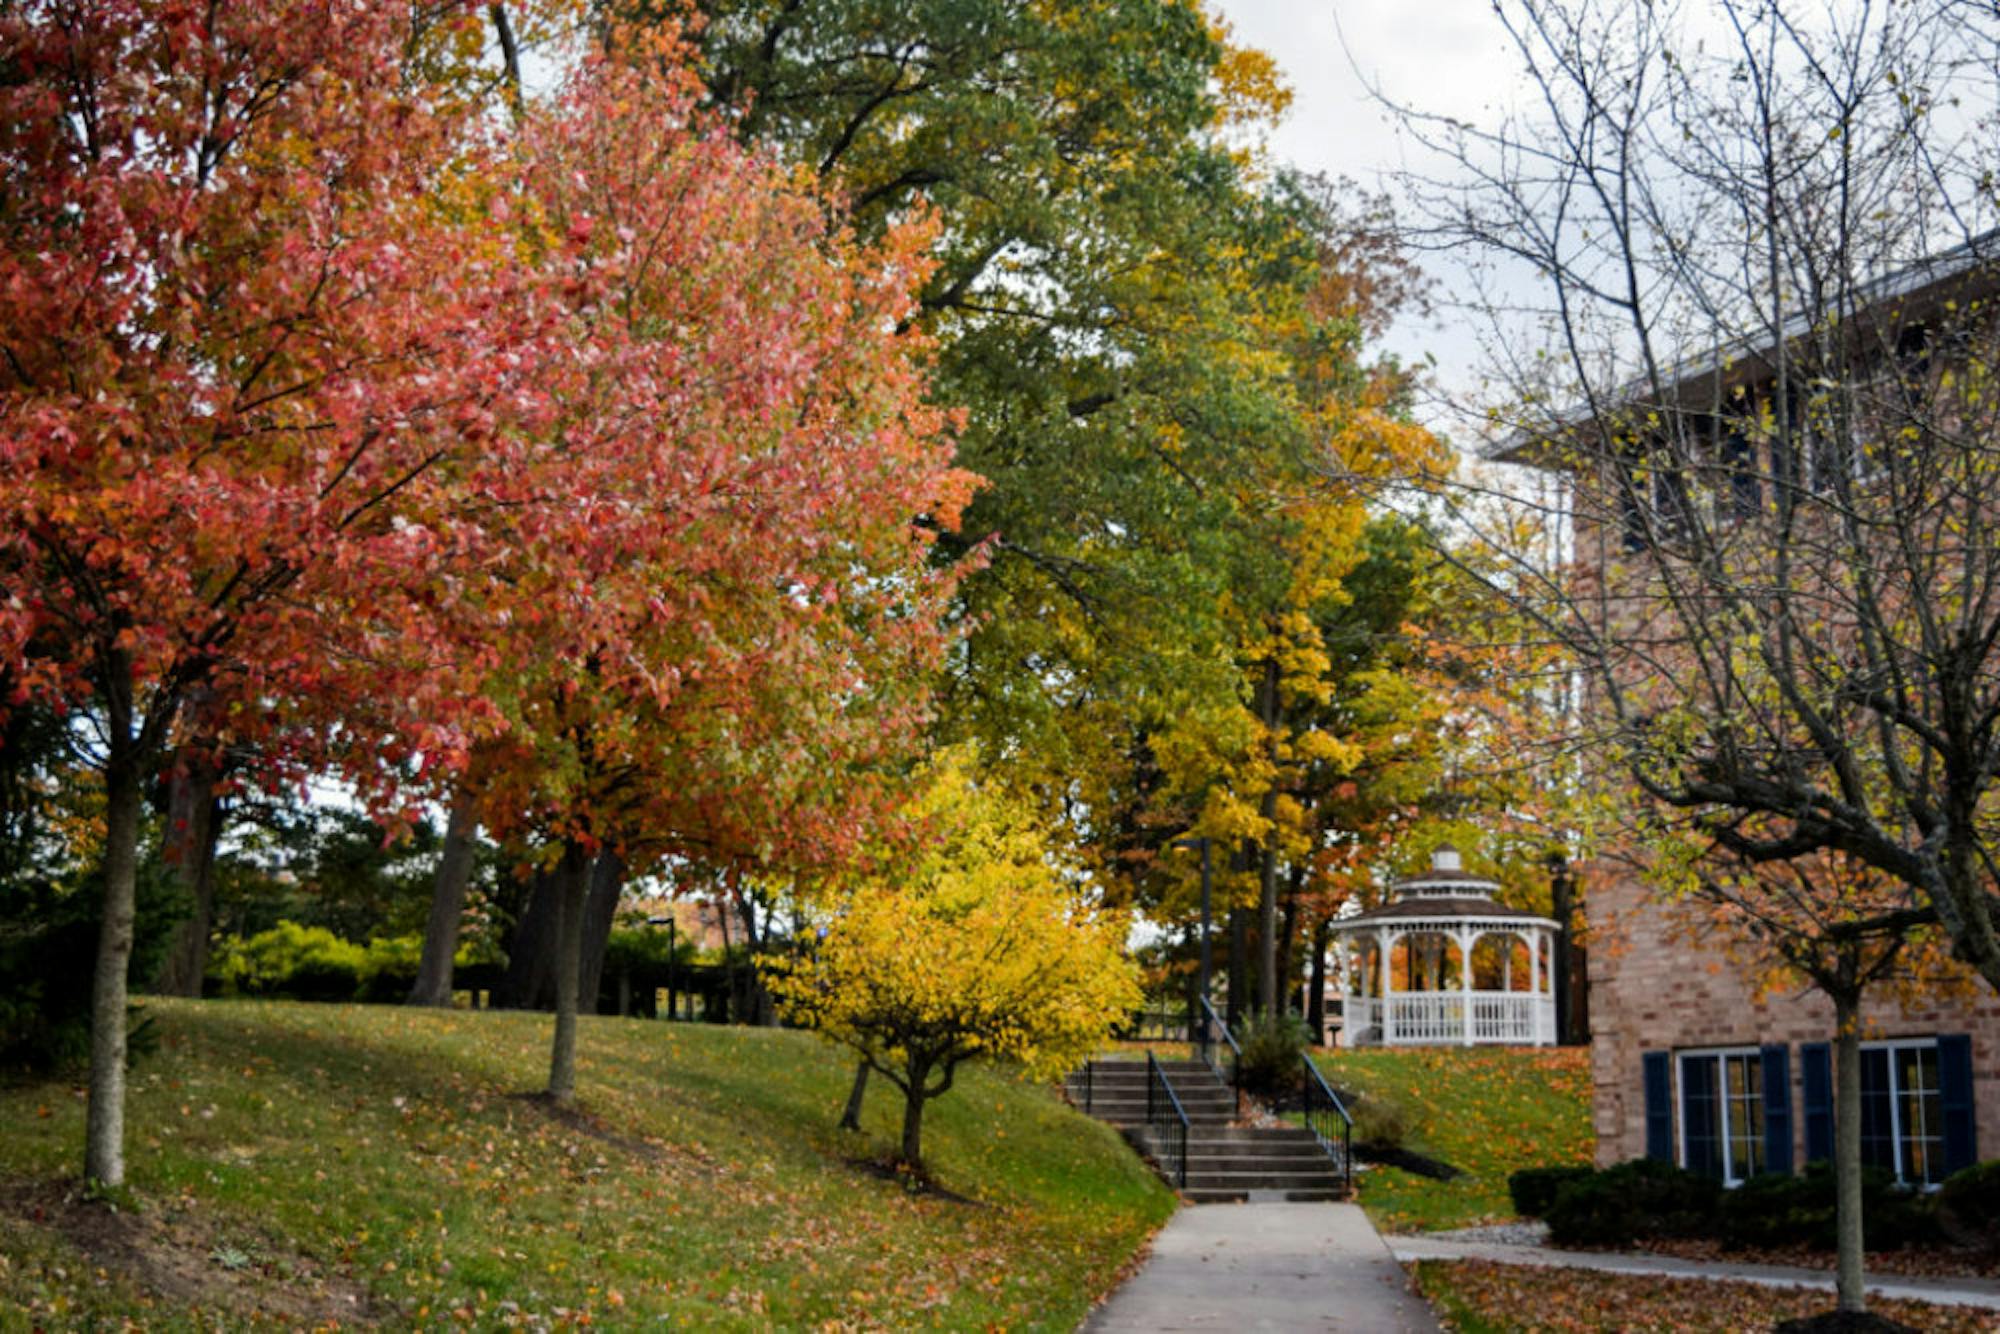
(1331, 846), (1560, 1047)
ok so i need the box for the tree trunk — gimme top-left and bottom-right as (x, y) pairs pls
(1255, 657), (1281, 1019)
(154, 753), (221, 997)
(1277, 866), (1302, 1017)
(839, 1060), (870, 1131)
(1226, 905), (1248, 1032)
(574, 849), (625, 1015)
(546, 842), (592, 1105)
(408, 795), (479, 1007)
(899, 1060), (930, 1168)
(87, 745), (143, 1187)
(1833, 990), (1868, 1313)
(1549, 853), (1578, 1044)
(1306, 915), (1330, 1044)
(494, 868), (559, 1010)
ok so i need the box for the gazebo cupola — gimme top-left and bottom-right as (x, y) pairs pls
(1329, 846), (1559, 1047)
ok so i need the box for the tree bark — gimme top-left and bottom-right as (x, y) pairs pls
(494, 868), (559, 1010)
(1226, 905), (1248, 1032)
(1549, 853), (1578, 1044)
(839, 1059), (870, 1131)
(1277, 865), (1302, 1017)
(1255, 656), (1281, 1019)
(546, 841), (592, 1105)
(1833, 990), (1868, 1313)
(407, 795), (479, 1007)
(1306, 915), (1330, 1044)
(87, 744), (142, 1187)
(154, 753), (221, 997)
(574, 849), (625, 1014)
(900, 1060), (929, 1168)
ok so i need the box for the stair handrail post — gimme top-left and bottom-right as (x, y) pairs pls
(1144, 1049), (1191, 1190)
(1199, 995), (1242, 1110)
(1300, 1052), (1355, 1197)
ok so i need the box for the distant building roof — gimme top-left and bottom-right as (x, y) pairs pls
(1485, 227), (2000, 468)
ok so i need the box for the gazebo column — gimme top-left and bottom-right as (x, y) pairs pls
(1528, 930), (1544, 1045)
(1458, 927), (1475, 1046)
(1378, 927), (1394, 1044)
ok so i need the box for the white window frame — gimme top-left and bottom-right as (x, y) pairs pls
(1862, 1037), (1943, 1190)
(1678, 1046), (1766, 1188)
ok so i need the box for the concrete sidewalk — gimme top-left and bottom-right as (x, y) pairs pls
(1084, 1202), (1439, 1332)
(1389, 1234), (2000, 1312)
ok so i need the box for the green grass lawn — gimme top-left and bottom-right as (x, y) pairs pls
(0, 999), (1173, 1329)
(1313, 1046), (1592, 1233)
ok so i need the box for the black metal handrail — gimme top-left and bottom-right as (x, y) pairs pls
(1300, 1054), (1355, 1197)
(1195, 996), (1241, 1108)
(1144, 1050), (1191, 1190)
(1080, 1059), (1093, 1114)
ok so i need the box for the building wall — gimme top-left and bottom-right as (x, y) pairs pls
(1587, 867), (2000, 1168)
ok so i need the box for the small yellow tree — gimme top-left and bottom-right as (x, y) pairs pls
(765, 756), (1140, 1172)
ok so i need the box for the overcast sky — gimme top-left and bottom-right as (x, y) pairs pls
(1211, 1), (1534, 442)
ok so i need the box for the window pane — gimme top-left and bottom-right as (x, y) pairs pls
(1680, 1055), (1722, 1180)
(1899, 1047), (1942, 1187)
(1859, 1047), (1896, 1174)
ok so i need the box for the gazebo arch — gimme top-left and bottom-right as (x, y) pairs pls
(1329, 846), (1559, 1047)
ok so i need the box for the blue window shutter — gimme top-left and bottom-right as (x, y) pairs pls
(1762, 1044), (1793, 1175)
(1939, 1034), (1976, 1176)
(1801, 1043), (1833, 1164)
(1644, 1051), (1673, 1162)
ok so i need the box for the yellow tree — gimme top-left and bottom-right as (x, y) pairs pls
(765, 754), (1140, 1172)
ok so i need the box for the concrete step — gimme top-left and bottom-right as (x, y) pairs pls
(1183, 1186), (1347, 1204)
(1181, 1169), (1346, 1191)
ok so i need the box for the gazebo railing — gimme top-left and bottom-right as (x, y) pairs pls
(1345, 992), (1555, 1046)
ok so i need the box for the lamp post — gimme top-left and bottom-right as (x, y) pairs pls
(1173, 835), (1212, 1056)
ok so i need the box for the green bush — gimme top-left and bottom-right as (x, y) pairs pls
(1236, 1014), (1311, 1099)
(1718, 1170), (1831, 1250)
(1347, 1089), (1414, 1150)
(1722, 1161), (1941, 1252)
(1544, 1158), (1721, 1247)
(1508, 1165), (1597, 1218)
(208, 921), (365, 1001)
(1936, 1159), (2000, 1249)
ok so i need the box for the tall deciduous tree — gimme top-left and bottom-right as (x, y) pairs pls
(459, 27), (977, 1104)
(687, 1), (1339, 825)
(0, 0), (531, 1185)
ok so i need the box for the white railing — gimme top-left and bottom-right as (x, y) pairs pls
(1341, 992), (1555, 1046)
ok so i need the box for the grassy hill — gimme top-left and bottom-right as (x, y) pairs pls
(1313, 1045), (1593, 1233)
(0, 1000), (1173, 1329)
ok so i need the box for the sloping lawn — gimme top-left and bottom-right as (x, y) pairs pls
(0, 1000), (1172, 1329)
(1313, 1046), (1592, 1233)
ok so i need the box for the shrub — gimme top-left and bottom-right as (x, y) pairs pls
(1719, 1170), (1831, 1250)
(1935, 1160), (2000, 1250)
(1347, 1088), (1414, 1150)
(1722, 1161), (1940, 1252)
(1509, 1165), (1597, 1218)
(1236, 1014), (1311, 1099)
(208, 921), (364, 1001)
(1544, 1157), (1721, 1247)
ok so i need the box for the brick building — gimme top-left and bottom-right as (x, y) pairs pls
(1587, 874), (1991, 1184)
(1493, 232), (2000, 1187)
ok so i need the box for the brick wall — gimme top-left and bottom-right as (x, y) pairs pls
(1587, 866), (2000, 1167)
